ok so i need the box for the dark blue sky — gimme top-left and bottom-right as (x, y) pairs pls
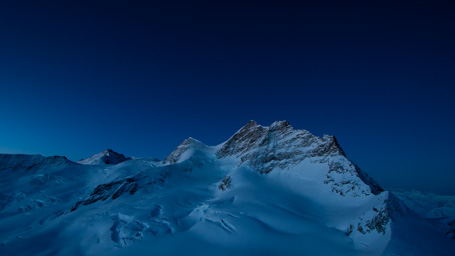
(0, 1), (454, 194)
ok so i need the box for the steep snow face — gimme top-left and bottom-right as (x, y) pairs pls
(78, 149), (131, 165)
(162, 137), (216, 165)
(0, 121), (454, 256)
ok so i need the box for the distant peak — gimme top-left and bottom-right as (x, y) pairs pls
(78, 149), (131, 165)
(101, 149), (114, 155)
(162, 137), (208, 165)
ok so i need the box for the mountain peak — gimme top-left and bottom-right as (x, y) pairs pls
(162, 137), (208, 165)
(246, 120), (258, 126)
(2, 122), (454, 255)
(78, 149), (131, 165)
(236, 120), (291, 134)
(181, 137), (203, 145)
(217, 121), (351, 174)
(269, 120), (291, 131)
(236, 120), (261, 133)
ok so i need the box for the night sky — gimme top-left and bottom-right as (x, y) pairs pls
(0, 1), (454, 194)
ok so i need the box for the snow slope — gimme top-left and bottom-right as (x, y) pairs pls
(0, 121), (454, 255)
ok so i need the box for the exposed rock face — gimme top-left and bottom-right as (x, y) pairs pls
(216, 121), (384, 197)
(71, 171), (169, 212)
(217, 120), (391, 235)
(164, 121), (351, 177)
(78, 149), (131, 165)
(217, 120), (268, 159)
(216, 121), (349, 174)
(355, 164), (384, 195)
(162, 121), (384, 200)
(71, 177), (140, 211)
(218, 176), (232, 191)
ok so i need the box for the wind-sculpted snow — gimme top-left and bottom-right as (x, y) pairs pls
(0, 122), (454, 256)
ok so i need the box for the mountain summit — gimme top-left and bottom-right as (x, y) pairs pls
(77, 149), (131, 165)
(0, 121), (453, 256)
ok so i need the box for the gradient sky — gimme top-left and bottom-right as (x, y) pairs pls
(0, 1), (454, 194)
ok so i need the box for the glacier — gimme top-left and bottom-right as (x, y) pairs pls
(0, 121), (453, 255)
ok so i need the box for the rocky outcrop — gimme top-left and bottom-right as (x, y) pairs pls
(218, 176), (232, 191)
(71, 177), (140, 211)
(217, 121), (345, 173)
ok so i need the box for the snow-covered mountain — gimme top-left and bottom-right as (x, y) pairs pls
(78, 149), (131, 165)
(392, 190), (455, 240)
(0, 121), (453, 255)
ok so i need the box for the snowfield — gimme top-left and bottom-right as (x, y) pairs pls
(0, 121), (453, 255)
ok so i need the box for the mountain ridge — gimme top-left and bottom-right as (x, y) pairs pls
(0, 120), (453, 256)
